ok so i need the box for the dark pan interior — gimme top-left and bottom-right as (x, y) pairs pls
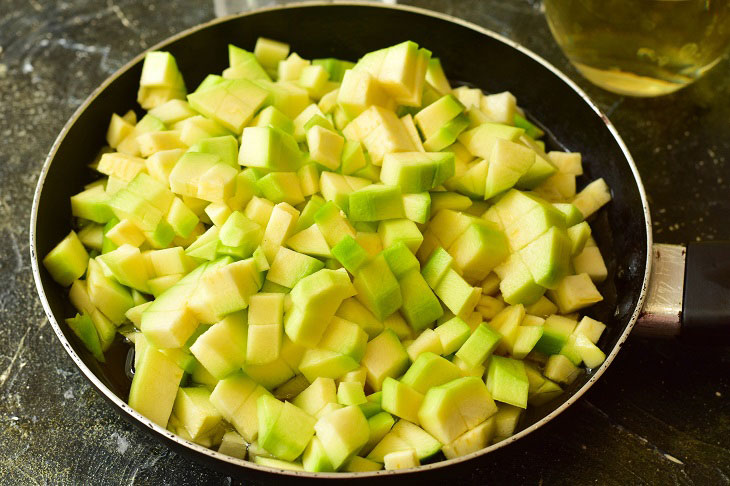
(33, 3), (649, 475)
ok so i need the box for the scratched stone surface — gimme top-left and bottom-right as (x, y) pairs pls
(1, 0), (729, 484)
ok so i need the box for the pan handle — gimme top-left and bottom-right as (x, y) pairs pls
(635, 242), (730, 342)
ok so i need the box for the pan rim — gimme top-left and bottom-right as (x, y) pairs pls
(29, 1), (653, 479)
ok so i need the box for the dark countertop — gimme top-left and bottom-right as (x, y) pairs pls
(1, 0), (728, 484)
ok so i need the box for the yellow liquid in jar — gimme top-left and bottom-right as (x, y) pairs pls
(544, 0), (730, 96)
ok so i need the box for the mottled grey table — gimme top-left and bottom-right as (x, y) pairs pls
(1, 0), (729, 484)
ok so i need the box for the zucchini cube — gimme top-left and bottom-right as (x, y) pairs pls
(457, 122), (524, 160)
(398, 269), (444, 332)
(378, 41), (431, 107)
(381, 377), (424, 424)
(139, 51), (186, 90)
(252, 105), (294, 134)
(370, 422), (438, 464)
(239, 126), (302, 172)
(430, 192), (472, 214)
(87, 258), (135, 325)
(187, 79), (267, 133)
(428, 209), (474, 248)
(544, 354), (580, 385)
(512, 325), (544, 359)
(480, 91), (516, 124)
(494, 253), (546, 306)
(433, 268), (481, 316)
(337, 381), (367, 406)
(65, 313), (104, 362)
(453, 159), (488, 198)
(381, 241), (420, 279)
(573, 245), (608, 283)
(219, 211), (262, 250)
(340, 140), (368, 175)
(302, 436), (335, 472)
(286, 224), (332, 259)
(106, 113), (134, 149)
(425, 57), (451, 95)
(337, 69), (393, 119)
(423, 114), (470, 152)
(574, 316), (606, 344)
(267, 247), (324, 288)
(318, 316), (369, 362)
(401, 352), (461, 394)
(572, 178), (612, 218)
(490, 304), (526, 355)
(553, 202), (584, 227)
(292, 377), (337, 417)
(353, 255), (402, 321)
(97, 152), (147, 183)
(224, 382), (271, 442)
(289, 268), (355, 313)
(380, 152), (455, 193)
(448, 221), (509, 282)
(314, 201), (357, 248)
(343, 455), (382, 472)
(525, 295), (559, 318)
(547, 273), (603, 314)
(168, 152), (218, 199)
(454, 323), (501, 370)
(343, 106), (415, 164)
(384, 449), (419, 470)
(246, 322), (283, 366)
(307, 125), (344, 171)
(402, 192), (431, 224)
(335, 298), (384, 339)
(486, 356), (529, 409)
(484, 139), (536, 200)
(361, 329), (409, 392)
(314, 405), (370, 470)
(442, 417), (495, 459)
(173, 387), (223, 439)
(348, 184), (405, 222)
(253, 79), (310, 120)
(406, 329), (444, 362)
(189, 313), (248, 379)
(71, 185), (115, 223)
(361, 411), (395, 456)
(192, 258), (262, 323)
(421, 246), (454, 288)
(128, 345), (184, 427)
(573, 333), (606, 368)
(98, 244), (150, 292)
(257, 395), (315, 462)
(226, 44), (271, 80)
(256, 172), (304, 206)
(515, 152), (558, 190)
(43, 231), (89, 287)
(417, 376), (497, 444)
(298, 348), (359, 383)
(414, 94), (464, 139)
(492, 404), (523, 441)
(217, 431), (247, 459)
(313, 57), (355, 83)
(378, 219), (423, 253)
(434, 316), (471, 355)
(331, 235), (371, 274)
(261, 202), (300, 262)
(518, 226), (572, 289)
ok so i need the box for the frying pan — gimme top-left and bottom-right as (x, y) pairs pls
(28, 2), (729, 481)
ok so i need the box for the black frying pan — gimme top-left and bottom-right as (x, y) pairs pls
(29, 3), (728, 482)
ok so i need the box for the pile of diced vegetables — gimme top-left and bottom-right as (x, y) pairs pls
(43, 37), (613, 472)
